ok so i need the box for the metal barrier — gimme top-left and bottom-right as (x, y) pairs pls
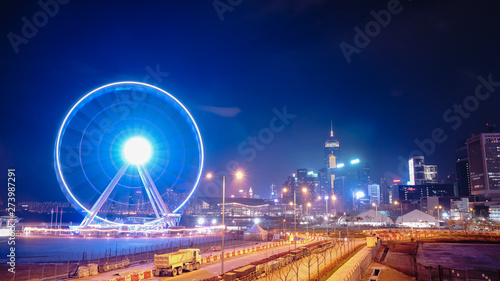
(416, 263), (500, 281)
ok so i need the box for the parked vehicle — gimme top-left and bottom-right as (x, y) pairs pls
(154, 249), (201, 276)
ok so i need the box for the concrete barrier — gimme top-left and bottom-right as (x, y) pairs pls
(77, 266), (90, 278)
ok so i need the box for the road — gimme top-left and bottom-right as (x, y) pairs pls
(91, 240), (312, 281)
(151, 242), (307, 281)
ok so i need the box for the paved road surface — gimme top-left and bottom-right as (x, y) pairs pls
(161, 242), (300, 281)
(89, 240), (313, 280)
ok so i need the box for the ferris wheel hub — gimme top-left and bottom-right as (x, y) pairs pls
(123, 137), (152, 165)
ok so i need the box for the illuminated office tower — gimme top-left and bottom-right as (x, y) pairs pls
(324, 122), (340, 195)
(467, 133), (500, 200)
(409, 156), (425, 185)
(409, 156), (438, 185)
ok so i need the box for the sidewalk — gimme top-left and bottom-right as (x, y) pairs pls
(326, 245), (371, 281)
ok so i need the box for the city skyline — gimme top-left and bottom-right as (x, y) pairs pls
(1, 1), (500, 203)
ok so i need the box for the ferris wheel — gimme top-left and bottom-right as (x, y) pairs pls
(54, 82), (204, 228)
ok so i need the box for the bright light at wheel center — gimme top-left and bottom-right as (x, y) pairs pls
(123, 137), (152, 165)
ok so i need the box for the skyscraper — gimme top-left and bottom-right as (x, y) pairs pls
(467, 133), (500, 200)
(368, 184), (380, 205)
(324, 122), (340, 195)
(409, 156), (425, 185)
(409, 156), (438, 185)
(456, 141), (471, 197)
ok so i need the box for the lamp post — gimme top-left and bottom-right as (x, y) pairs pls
(206, 171), (244, 275)
(289, 201), (293, 250)
(395, 201), (403, 233)
(324, 195), (336, 240)
(306, 202), (311, 234)
(283, 187), (307, 249)
(435, 205), (442, 230)
(372, 202), (378, 229)
(325, 196), (329, 239)
(332, 195), (337, 235)
(283, 203), (287, 237)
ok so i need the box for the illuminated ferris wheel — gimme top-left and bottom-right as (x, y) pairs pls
(54, 82), (204, 228)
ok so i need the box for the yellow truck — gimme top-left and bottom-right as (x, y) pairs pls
(154, 249), (201, 276)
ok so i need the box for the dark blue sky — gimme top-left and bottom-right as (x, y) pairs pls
(1, 0), (500, 202)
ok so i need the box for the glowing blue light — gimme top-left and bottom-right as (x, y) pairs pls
(197, 218), (205, 225)
(355, 191), (365, 199)
(350, 159), (360, 164)
(336, 163), (345, 168)
(123, 137), (152, 165)
(254, 218), (261, 224)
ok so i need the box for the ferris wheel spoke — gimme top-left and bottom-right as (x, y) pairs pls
(80, 164), (129, 228)
(137, 164), (169, 217)
(138, 166), (161, 219)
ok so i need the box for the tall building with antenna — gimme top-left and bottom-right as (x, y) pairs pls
(323, 122), (340, 195)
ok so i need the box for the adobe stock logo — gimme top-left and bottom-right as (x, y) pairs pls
(7, 0), (70, 54)
(394, 73), (499, 178)
(213, 0), (243, 22)
(339, 0), (404, 64)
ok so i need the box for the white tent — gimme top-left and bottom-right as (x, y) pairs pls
(244, 223), (268, 241)
(395, 209), (438, 228)
(342, 209), (394, 226)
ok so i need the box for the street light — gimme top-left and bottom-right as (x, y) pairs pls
(283, 187), (308, 249)
(394, 201), (403, 233)
(372, 202), (378, 229)
(325, 195), (336, 240)
(306, 202), (311, 233)
(206, 171), (244, 274)
(435, 205), (442, 230)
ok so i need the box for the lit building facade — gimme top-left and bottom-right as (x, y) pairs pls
(324, 123), (340, 196)
(368, 184), (380, 205)
(409, 156), (438, 185)
(467, 133), (500, 201)
(489, 204), (500, 222)
(399, 184), (455, 202)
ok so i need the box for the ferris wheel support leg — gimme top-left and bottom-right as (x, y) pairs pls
(140, 165), (169, 216)
(80, 164), (129, 228)
(137, 165), (161, 219)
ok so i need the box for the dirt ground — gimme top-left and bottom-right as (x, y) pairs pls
(382, 241), (419, 255)
(361, 262), (415, 281)
(373, 241), (419, 277)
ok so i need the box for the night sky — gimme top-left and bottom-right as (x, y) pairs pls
(1, 0), (500, 203)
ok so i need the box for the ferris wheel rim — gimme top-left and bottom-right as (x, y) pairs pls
(54, 81), (204, 226)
